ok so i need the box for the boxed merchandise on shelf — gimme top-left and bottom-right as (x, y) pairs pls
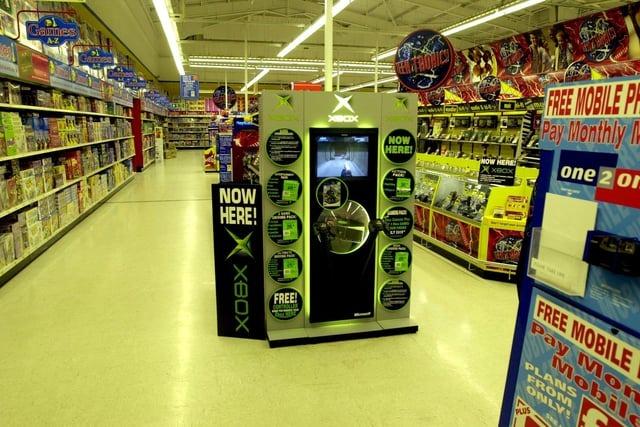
(413, 154), (538, 277)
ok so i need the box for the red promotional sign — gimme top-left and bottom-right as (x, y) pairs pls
(595, 168), (640, 209)
(291, 82), (321, 91)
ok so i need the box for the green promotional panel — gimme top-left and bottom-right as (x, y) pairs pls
(269, 288), (303, 320)
(380, 243), (412, 276)
(267, 211), (302, 245)
(382, 168), (415, 202)
(383, 129), (416, 164)
(266, 128), (302, 166)
(381, 206), (414, 239)
(379, 279), (411, 311)
(267, 249), (302, 283)
(266, 171), (302, 206)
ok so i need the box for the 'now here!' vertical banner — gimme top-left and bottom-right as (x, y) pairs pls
(212, 183), (265, 339)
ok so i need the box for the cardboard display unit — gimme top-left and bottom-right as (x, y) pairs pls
(500, 76), (640, 427)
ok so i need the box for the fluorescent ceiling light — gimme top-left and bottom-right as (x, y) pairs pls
(371, 0), (546, 61)
(277, 0), (353, 57)
(342, 76), (398, 92)
(311, 71), (345, 84)
(442, 0), (546, 36)
(191, 64), (318, 73)
(242, 69), (270, 92)
(372, 48), (396, 62)
(152, 0), (185, 75)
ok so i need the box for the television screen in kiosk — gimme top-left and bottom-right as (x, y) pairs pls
(309, 128), (379, 323)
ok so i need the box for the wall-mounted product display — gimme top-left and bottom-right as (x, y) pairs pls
(500, 76), (640, 427)
(416, 4), (640, 106)
(417, 100), (543, 164)
(413, 153), (538, 278)
(259, 91), (419, 347)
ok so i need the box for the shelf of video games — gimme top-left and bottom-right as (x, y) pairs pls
(0, 39), (143, 285)
(414, 103), (542, 278)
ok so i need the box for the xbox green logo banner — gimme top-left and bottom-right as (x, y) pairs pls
(212, 183), (265, 339)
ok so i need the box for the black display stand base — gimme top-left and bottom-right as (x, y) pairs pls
(267, 319), (419, 348)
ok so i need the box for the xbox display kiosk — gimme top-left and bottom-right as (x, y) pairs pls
(261, 91), (419, 347)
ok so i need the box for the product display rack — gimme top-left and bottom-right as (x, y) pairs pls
(413, 153), (538, 279)
(167, 112), (213, 149)
(132, 99), (168, 171)
(0, 36), (142, 286)
(417, 99), (544, 164)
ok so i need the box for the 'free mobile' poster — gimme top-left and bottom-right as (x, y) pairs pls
(509, 288), (640, 427)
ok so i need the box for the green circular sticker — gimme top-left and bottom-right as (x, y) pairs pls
(380, 243), (412, 276)
(268, 249), (302, 283)
(382, 168), (415, 202)
(379, 279), (411, 311)
(315, 177), (349, 210)
(381, 206), (414, 239)
(269, 287), (303, 320)
(383, 129), (416, 164)
(267, 211), (302, 246)
(266, 128), (302, 166)
(267, 170), (302, 206)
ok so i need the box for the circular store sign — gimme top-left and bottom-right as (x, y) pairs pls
(315, 177), (349, 210)
(267, 170), (302, 206)
(394, 29), (455, 92)
(381, 206), (414, 239)
(427, 87), (445, 106)
(269, 288), (303, 320)
(212, 85), (237, 109)
(379, 279), (411, 311)
(477, 75), (501, 102)
(266, 128), (302, 166)
(382, 168), (415, 202)
(564, 61), (592, 83)
(268, 250), (302, 284)
(267, 211), (302, 246)
(383, 129), (416, 164)
(380, 243), (412, 276)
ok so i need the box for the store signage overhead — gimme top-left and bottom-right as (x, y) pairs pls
(478, 75), (501, 102)
(107, 66), (136, 82)
(394, 29), (454, 92)
(26, 15), (79, 47)
(124, 76), (147, 89)
(213, 85), (237, 109)
(79, 47), (114, 70)
(180, 74), (199, 100)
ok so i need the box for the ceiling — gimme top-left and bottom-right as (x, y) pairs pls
(86, 0), (633, 91)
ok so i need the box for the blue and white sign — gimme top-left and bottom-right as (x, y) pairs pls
(108, 66), (136, 82)
(500, 76), (640, 426)
(26, 15), (79, 47)
(180, 74), (199, 100)
(124, 76), (147, 89)
(79, 47), (114, 70)
(508, 289), (640, 427)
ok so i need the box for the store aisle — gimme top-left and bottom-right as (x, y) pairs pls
(0, 151), (518, 426)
